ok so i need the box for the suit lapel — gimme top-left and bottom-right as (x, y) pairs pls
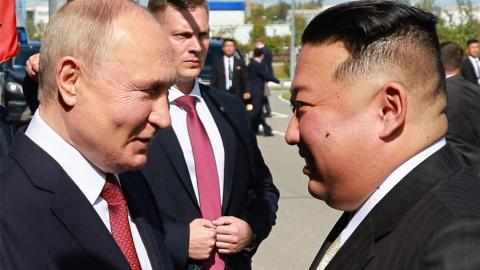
(10, 132), (130, 270)
(153, 127), (200, 210)
(120, 172), (172, 269)
(201, 85), (236, 213)
(319, 145), (461, 270)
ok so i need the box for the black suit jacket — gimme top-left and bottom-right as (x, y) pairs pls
(0, 105), (13, 157)
(445, 75), (480, 175)
(310, 145), (480, 270)
(0, 131), (173, 270)
(141, 84), (279, 270)
(247, 60), (280, 116)
(460, 58), (479, 85)
(210, 56), (248, 97)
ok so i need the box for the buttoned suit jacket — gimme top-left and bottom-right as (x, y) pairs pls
(445, 75), (480, 175)
(210, 56), (248, 98)
(0, 130), (174, 270)
(310, 145), (480, 270)
(460, 58), (479, 85)
(141, 83), (279, 270)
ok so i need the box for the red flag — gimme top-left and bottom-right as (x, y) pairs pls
(0, 0), (19, 63)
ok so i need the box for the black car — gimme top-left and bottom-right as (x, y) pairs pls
(0, 42), (41, 122)
(198, 38), (244, 85)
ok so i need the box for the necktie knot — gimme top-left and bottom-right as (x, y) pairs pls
(101, 174), (125, 204)
(176, 95), (198, 113)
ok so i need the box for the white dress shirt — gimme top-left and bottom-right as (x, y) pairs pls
(25, 110), (152, 270)
(339, 138), (447, 247)
(468, 56), (480, 84)
(223, 55), (234, 90)
(168, 80), (225, 203)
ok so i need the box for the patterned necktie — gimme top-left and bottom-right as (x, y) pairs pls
(102, 174), (142, 270)
(317, 235), (341, 270)
(175, 96), (225, 270)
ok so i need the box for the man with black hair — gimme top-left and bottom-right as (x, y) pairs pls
(210, 38), (249, 100)
(460, 38), (480, 85)
(286, 1), (480, 269)
(441, 41), (480, 176)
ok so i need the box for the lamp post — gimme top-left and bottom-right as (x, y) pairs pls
(289, 0), (296, 80)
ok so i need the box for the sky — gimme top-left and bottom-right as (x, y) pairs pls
(259, 0), (480, 7)
(27, 0), (480, 8)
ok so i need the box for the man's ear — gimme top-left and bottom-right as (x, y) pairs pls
(377, 82), (407, 140)
(56, 56), (82, 106)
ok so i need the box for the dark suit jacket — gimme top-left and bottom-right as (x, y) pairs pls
(141, 83), (279, 270)
(310, 145), (480, 270)
(210, 55), (248, 98)
(445, 75), (480, 175)
(247, 60), (280, 116)
(0, 105), (13, 157)
(261, 46), (274, 77)
(0, 131), (173, 270)
(460, 58), (479, 85)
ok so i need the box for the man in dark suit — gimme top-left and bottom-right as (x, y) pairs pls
(248, 48), (281, 136)
(254, 37), (274, 117)
(210, 38), (249, 99)
(285, 1), (480, 269)
(0, 1), (176, 269)
(145, 1), (279, 269)
(441, 41), (480, 176)
(460, 38), (480, 85)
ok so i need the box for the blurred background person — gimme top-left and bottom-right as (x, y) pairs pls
(460, 38), (480, 85)
(248, 48), (281, 137)
(254, 37), (274, 117)
(441, 41), (480, 176)
(211, 38), (249, 101)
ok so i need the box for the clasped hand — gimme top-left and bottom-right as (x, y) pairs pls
(188, 217), (253, 260)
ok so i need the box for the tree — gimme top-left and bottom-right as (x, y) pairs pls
(436, 0), (480, 46)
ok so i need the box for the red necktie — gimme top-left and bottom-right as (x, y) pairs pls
(175, 96), (225, 270)
(102, 174), (142, 270)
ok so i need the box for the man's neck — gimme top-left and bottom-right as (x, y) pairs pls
(175, 79), (195, 95)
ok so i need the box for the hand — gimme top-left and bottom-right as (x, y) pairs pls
(189, 219), (217, 260)
(243, 92), (251, 100)
(213, 216), (253, 254)
(26, 53), (40, 81)
(279, 80), (284, 87)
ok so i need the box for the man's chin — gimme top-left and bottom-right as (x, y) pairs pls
(307, 179), (326, 201)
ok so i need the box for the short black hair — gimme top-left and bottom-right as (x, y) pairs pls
(223, 38), (236, 46)
(253, 48), (264, 57)
(301, 0), (445, 106)
(467, 38), (479, 46)
(440, 41), (463, 71)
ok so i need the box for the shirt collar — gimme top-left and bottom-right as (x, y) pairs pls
(468, 55), (479, 62)
(168, 79), (201, 104)
(340, 138), (447, 245)
(224, 55), (234, 61)
(25, 109), (110, 205)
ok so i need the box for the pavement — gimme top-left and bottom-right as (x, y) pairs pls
(251, 90), (341, 269)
